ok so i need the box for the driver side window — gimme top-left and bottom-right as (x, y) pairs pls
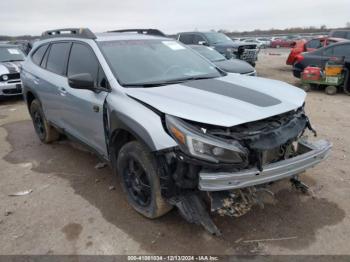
(193, 35), (206, 45)
(68, 43), (107, 88)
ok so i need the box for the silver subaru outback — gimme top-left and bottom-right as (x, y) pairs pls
(21, 28), (331, 235)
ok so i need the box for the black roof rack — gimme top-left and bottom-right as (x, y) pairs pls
(41, 28), (96, 39)
(108, 29), (166, 37)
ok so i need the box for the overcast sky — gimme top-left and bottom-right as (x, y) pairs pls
(1, 0), (349, 36)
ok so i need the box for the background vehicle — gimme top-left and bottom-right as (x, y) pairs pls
(22, 28), (331, 235)
(189, 45), (256, 75)
(271, 37), (295, 48)
(242, 38), (266, 49)
(177, 31), (259, 66)
(287, 37), (346, 65)
(293, 41), (350, 78)
(329, 29), (350, 40)
(0, 44), (25, 98)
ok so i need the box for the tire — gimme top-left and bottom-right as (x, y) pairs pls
(30, 99), (60, 143)
(325, 85), (337, 95)
(117, 141), (172, 219)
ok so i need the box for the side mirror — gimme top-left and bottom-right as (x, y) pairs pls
(198, 41), (208, 46)
(68, 73), (95, 90)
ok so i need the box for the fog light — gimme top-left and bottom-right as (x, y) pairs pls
(2, 75), (8, 81)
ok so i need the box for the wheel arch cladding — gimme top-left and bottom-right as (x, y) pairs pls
(108, 110), (158, 154)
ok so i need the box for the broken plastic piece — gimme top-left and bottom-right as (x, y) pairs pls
(8, 189), (33, 197)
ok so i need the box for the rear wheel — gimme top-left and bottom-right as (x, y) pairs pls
(30, 99), (59, 143)
(325, 85), (337, 95)
(117, 141), (172, 218)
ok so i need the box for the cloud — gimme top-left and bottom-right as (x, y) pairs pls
(1, 0), (349, 35)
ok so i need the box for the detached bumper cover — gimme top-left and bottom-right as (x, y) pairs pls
(199, 139), (332, 191)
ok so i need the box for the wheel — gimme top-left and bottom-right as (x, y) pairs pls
(117, 141), (172, 218)
(30, 99), (60, 143)
(325, 85), (337, 95)
(301, 83), (311, 92)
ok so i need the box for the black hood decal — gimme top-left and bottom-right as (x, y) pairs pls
(182, 79), (281, 107)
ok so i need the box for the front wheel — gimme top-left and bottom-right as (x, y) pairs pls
(30, 99), (59, 143)
(117, 141), (172, 218)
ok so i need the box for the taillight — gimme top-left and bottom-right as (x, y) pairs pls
(296, 54), (304, 63)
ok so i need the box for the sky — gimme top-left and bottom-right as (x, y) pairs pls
(1, 0), (349, 36)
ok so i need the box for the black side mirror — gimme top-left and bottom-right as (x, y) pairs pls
(68, 73), (95, 90)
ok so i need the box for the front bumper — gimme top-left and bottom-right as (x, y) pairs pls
(199, 139), (331, 191)
(0, 81), (22, 96)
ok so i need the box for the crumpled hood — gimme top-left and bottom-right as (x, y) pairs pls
(0, 61), (22, 75)
(125, 74), (306, 127)
(214, 59), (255, 74)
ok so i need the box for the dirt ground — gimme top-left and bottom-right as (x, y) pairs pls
(0, 48), (349, 255)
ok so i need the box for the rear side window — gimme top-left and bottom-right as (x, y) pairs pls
(67, 43), (99, 84)
(179, 34), (194, 44)
(333, 44), (350, 57)
(46, 42), (71, 75)
(32, 44), (48, 65)
(306, 39), (322, 49)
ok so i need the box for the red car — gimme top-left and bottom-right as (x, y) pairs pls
(286, 37), (345, 65)
(270, 38), (296, 48)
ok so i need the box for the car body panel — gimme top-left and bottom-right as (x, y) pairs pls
(125, 73), (306, 127)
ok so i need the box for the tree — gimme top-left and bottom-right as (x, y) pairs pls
(346, 22), (350, 29)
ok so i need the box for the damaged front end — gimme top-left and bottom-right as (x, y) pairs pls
(157, 107), (331, 235)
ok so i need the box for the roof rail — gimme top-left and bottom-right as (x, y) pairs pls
(108, 29), (166, 37)
(41, 28), (96, 40)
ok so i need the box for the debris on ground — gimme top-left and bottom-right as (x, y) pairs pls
(4, 211), (13, 216)
(94, 162), (107, 169)
(109, 186), (115, 191)
(95, 179), (100, 183)
(243, 236), (297, 243)
(8, 189), (33, 197)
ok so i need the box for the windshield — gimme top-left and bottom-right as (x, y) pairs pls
(0, 47), (25, 62)
(203, 32), (234, 45)
(99, 39), (222, 86)
(191, 46), (226, 62)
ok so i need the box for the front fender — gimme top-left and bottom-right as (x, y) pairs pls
(106, 92), (177, 152)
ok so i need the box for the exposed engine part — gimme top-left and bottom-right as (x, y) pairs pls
(209, 187), (275, 217)
(168, 193), (221, 236)
(290, 176), (310, 194)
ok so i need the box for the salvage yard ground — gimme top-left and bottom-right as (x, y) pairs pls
(0, 48), (350, 255)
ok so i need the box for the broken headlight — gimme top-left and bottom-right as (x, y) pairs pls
(166, 115), (247, 164)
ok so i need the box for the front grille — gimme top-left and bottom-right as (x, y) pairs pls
(241, 49), (258, 61)
(3, 88), (22, 95)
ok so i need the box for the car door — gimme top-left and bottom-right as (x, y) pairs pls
(38, 42), (72, 126)
(62, 42), (109, 157)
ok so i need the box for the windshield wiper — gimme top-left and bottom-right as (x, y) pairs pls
(123, 75), (218, 87)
